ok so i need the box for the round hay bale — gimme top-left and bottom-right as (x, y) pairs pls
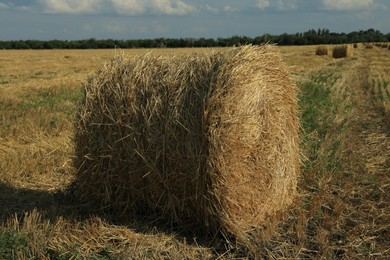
(333, 45), (353, 58)
(316, 46), (328, 56)
(73, 45), (300, 247)
(366, 43), (374, 49)
(382, 43), (388, 48)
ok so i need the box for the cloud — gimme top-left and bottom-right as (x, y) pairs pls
(256, 0), (270, 10)
(204, 4), (218, 14)
(322, 0), (376, 10)
(276, 1), (298, 11)
(256, 0), (299, 11)
(111, 0), (197, 16)
(0, 3), (9, 9)
(224, 5), (237, 13)
(41, 0), (102, 14)
(111, 0), (146, 15)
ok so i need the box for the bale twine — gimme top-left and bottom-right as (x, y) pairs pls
(333, 45), (353, 58)
(74, 45), (300, 246)
(316, 46), (328, 56)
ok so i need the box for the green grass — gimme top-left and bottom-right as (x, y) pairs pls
(298, 69), (346, 183)
(0, 86), (83, 136)
(0, 230), (28, 259)
(19, 86), (83, 113)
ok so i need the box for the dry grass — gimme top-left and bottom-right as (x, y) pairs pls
(1, 45), (389, 259)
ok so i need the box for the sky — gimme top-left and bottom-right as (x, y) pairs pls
(0, 0), (389, 40)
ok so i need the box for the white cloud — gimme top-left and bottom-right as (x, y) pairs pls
(111, 0), (197, 16)
(323, 0), (375, 10)
(276, 1), (298, 11)
(0, 3), (9, 9)
(256, 0), (299, 11)
(204, 4), (218, 14)
(256, 0), (270, 10)
(41, 0), (102, 14)
(111, 0), (146, 15)
(224, 5), (237, 13)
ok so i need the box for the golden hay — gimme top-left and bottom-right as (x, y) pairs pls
(73, 45), (300, 247)
(316, 46), (328, 56)
(333, 45), (353, 58)
(366, 43), (374, 49)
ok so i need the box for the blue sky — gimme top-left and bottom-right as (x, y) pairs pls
(0, 0), (389, 40)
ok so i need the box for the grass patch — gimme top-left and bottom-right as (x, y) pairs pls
(0, 230), (28, 259)
(19, 86), (83, 114)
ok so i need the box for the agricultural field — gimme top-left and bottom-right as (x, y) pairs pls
(0, 45), (389, 258)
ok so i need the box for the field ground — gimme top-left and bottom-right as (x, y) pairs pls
(0, 45), (389, 258)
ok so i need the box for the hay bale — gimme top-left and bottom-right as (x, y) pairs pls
(366, 43), (374, 49)
(353, 43), (358, 48)
(316, 46), (328, 56)
(333, 45), (353, 58)
(382, 43), (388, 48)
(74, 45), (300, 247)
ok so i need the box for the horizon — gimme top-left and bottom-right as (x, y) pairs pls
(0, 0), (389, 41)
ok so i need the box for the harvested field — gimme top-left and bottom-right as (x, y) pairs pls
(1, 45), (389, 259)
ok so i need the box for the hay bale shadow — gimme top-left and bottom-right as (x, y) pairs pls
(0, 182), (232, 254)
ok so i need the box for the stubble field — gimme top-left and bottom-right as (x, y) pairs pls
(0, 45), (389, 258)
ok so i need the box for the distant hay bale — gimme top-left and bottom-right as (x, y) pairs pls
(316, 46), (328, 56)
(333, 45), (353, 58)
(73, 45), (300, 247)
(382, 43), (388, 48)
(353, 43), (358, 48)
(366, 43), (374, 49)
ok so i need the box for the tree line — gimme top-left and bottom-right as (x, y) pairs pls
(1, 28), (389, 49)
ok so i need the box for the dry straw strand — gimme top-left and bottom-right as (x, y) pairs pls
(73, 45), (300, 249)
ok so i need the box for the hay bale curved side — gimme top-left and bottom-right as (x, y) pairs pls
(73, 45), (300, 245)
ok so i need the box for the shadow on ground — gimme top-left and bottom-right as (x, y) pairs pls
(0, 182), (228, 252)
